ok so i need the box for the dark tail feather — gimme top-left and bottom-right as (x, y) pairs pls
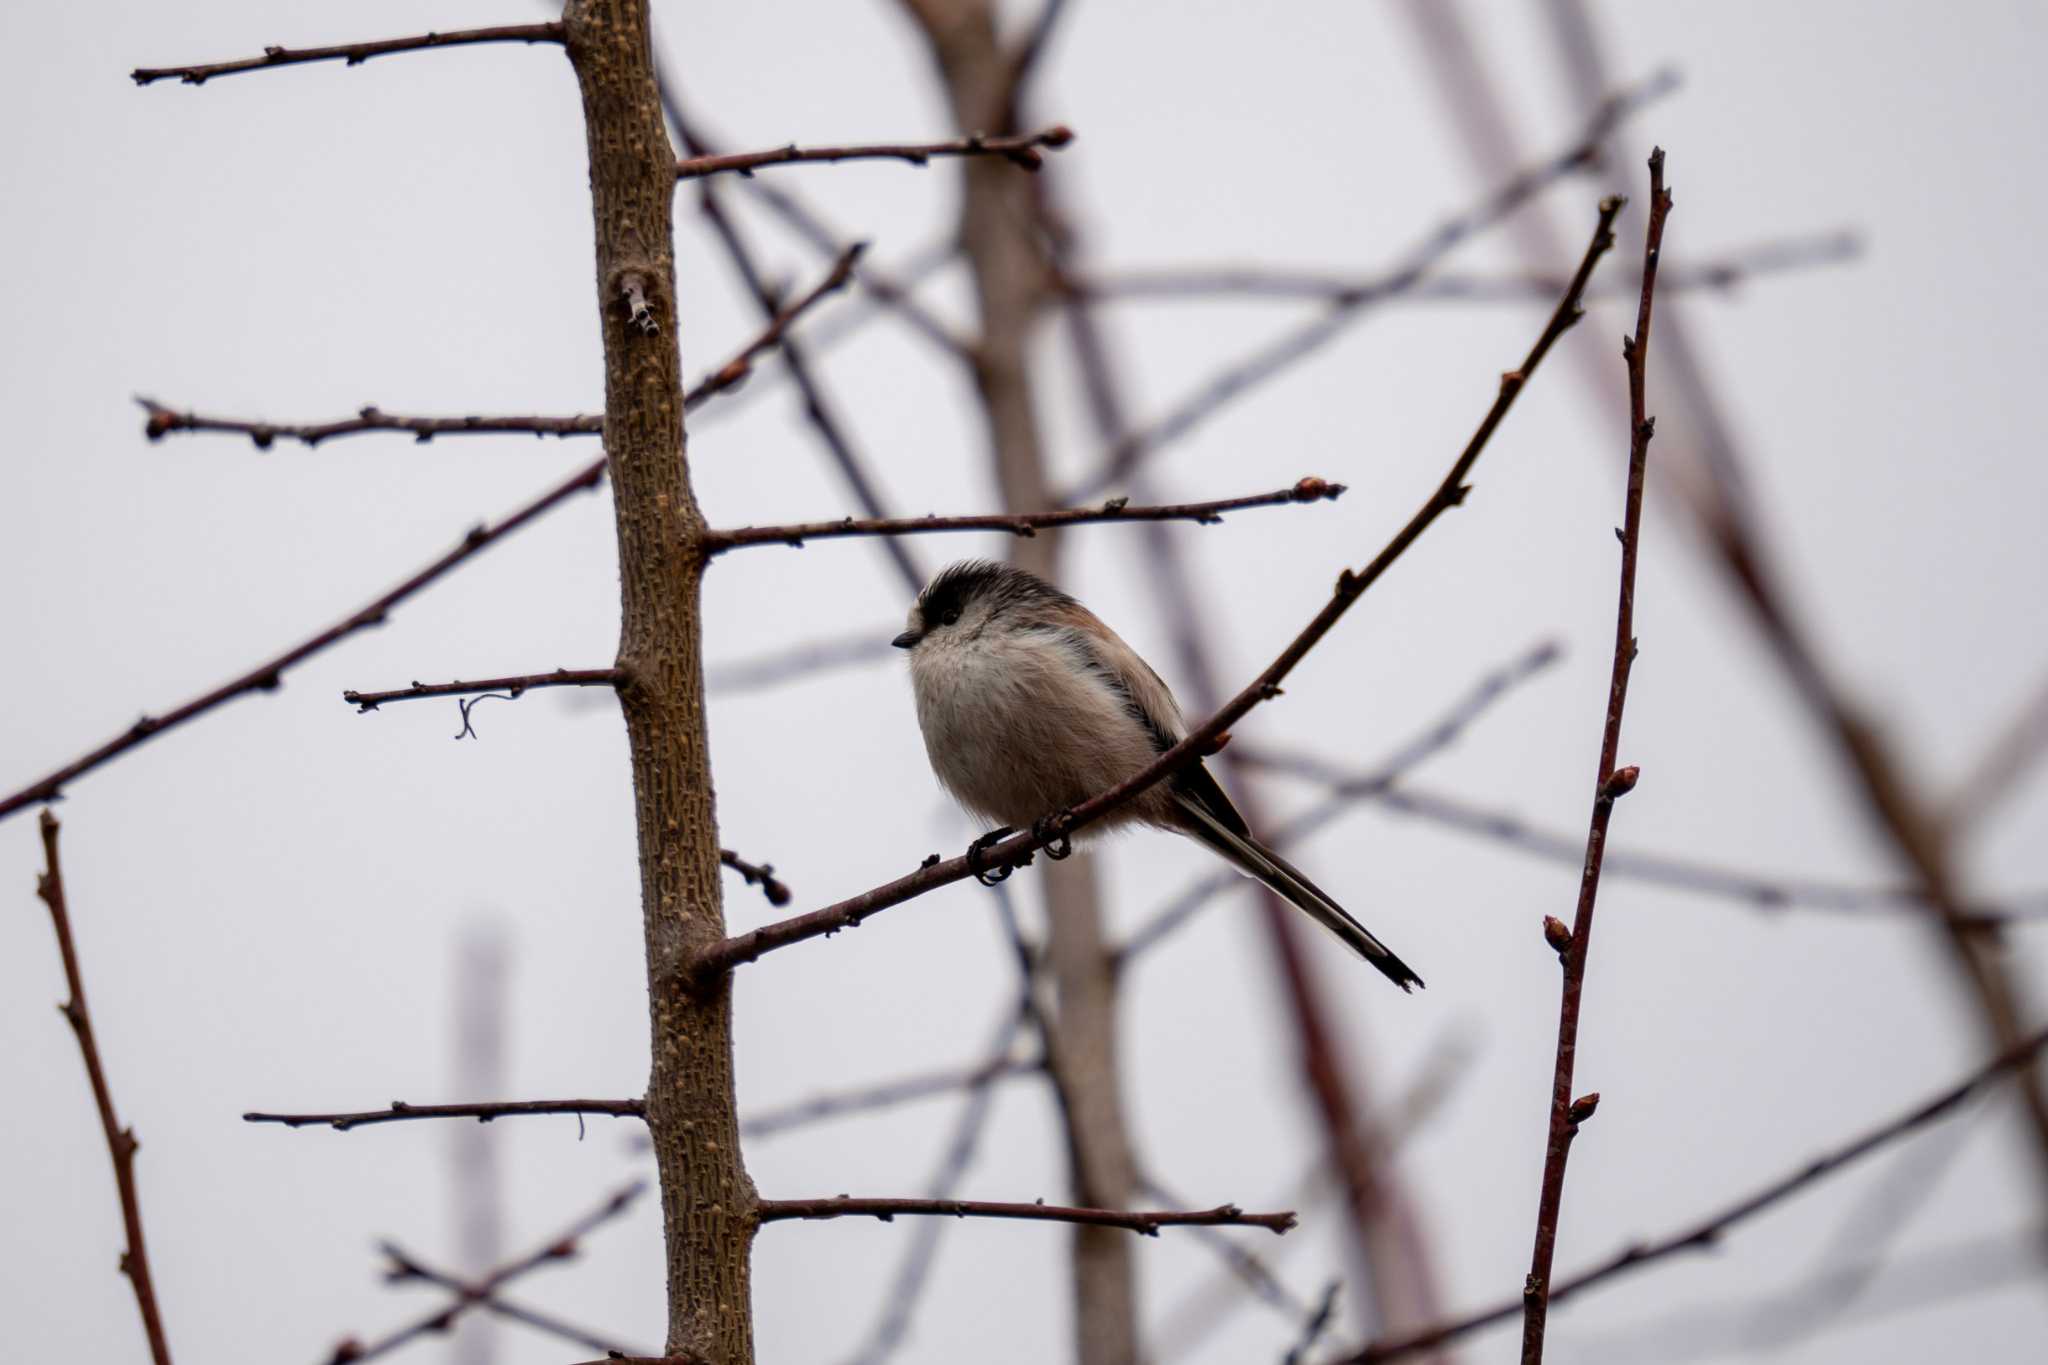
(1174, 793), (1424, 992)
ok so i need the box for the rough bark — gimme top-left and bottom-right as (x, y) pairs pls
(563, 3), (755, 1360)
(898, 3), (1145, 1360)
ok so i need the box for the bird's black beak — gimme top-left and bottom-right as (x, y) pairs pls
(891, 630), (922, 650)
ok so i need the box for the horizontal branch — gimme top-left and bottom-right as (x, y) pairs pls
(702, 477), (1344, 552)
(742, 1054), (1040, 1138)
(676, 125), (1073, 180)
(132, 22), (565, 87)
(0, 248), (861, 825)
(754, 1197), (1294, 1236)
(342, 668), (621, 711)
(1342, 1024), (2048, 1362)
(691, 195), (1624, 977)
(244, 1098), (643, 1132)
(138, 243), (865, 451)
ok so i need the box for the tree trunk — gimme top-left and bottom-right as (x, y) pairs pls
(563, 3), (756, 1360)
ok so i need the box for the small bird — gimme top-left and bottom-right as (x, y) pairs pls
(893, 559), (1422, 992)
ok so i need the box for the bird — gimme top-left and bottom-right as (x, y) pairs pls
(892, 559), (1422, 992)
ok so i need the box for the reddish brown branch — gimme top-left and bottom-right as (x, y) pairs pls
(342, 668), (622, 711)
(755, 1197), (1294, 1236)
(702, 477), (1345, 552)
(676, 125), (1073, 180)
(379, 1244), (647, 1358)
(693, 197), (1623, 976)
(138, 242), (863, 452)
(0, 248), (862, 825)
(1068, 70), (1670, 499)
(1345, 1024), (2048, 1363)
(33, 813), (173, 1365)
(1520, 148), (1671, 1365)
(131, 23), (565, 86)
(243, 1098), (644, 1131)
(328, 1181), (643, 1365)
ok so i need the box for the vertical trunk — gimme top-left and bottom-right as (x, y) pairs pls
(898, 5), (1145, 1361)
(563, 3), (756, 1360)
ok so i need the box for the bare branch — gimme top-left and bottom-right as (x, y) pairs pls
(138, 400), (602, 449)
(1943, 668), (2048, 834)
(327, 1181), (644, 1365)
(1342, 1024), (2048, 1362)
(692, 196), (1623, 976)
(342, 668), (622, 712)
(1521, 147), (1672, 1365)
(742, 1055), (1037, 1139)
(32, 813), (173, 1365)
(1064, 230), (1858, 305)
(0, 248), (862, 824)
(755, 1197), (1294, 1236)
(702, 477), (1345, 552)
(721, 849), (793, 907)
(243, 1098), (644, 1132)
(131, 23), (565, 87)
(706, 629), (895, 694)
(1066, 69), (1672, 499)
(676, 126), (1073, 180)
(379, 1243), (648, 1359)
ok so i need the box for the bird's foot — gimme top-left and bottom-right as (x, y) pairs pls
(1033, 813), (1074, 861)
(968, 827), (1020, 887)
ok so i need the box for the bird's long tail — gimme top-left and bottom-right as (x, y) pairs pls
(1173, 793), (1424, 992)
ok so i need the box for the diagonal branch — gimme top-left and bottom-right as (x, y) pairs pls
(692, 195), (1623, 976)
(754, 1197), (1294, 1236)
(1343, 1024), (2048, 1363)
(676, 126), (1073, 180)
(380, 1243), (648, 1359)
(742, 1054), (1038, 1139)
(1520, 147), (1671, 1365)
(0, 246), (861, 825)
(701, 477), (1344, 551)
(33, 813), (174, 1365)
(131, 23), (565, 87)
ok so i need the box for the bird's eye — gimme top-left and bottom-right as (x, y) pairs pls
(939, 607), (962, 625)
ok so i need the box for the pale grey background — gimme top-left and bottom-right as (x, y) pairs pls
(3, 2), (2045, 1362)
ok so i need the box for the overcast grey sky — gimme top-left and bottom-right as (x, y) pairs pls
(3, 2), (2045, 1363)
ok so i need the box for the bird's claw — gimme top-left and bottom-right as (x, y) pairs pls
(1034, 814), (1074, 861)
(968, 827), (1019, 887)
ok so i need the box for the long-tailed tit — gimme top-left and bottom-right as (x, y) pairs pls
(894, 560), (1422, 992)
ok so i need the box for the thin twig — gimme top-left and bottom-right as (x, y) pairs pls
(33, 813), (173, 1365)
(138, 400), (602, 448)
(1342, 1024), (2048, 1362)
(702, 477), (1345, 551)
(692, 196), (1623, 976)
(1281, 1283), (1342, 1365)
(676, 126), (1073, 180)
(1066, 71), (1671, 499)
(0, 248), (860, 824)
(131, 23), (564, 86)
(706, 630), (895, 694)
(743, 1054), (1036, 1139)
(379, 1243), (648, 1358)
(327, 1181), (644, 1365)
(243, 1098), (644, 1132)
(1942, 669), (2048, 834)
(342, 668), (622, 711)
(721, 849), (793, 907)
(1520, 146), (1671, 1365)
(755, 1197), (1294, 1235)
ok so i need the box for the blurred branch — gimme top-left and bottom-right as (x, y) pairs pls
(692, 186), (926, 593)
(1064, 231), (1857, 305)
(380, 1243), (648, 1358)
(0, 247), (862, 824)
(131, 23), (564, 86)
(721, 849), (793, 907)
(342, 668), (622, 711)
(702, 477), (1346, 551)
(676, 125), (1072, 179)
(692, 195), (1621, 975)
(1342, 1025), (2048, 1363)
(1064, 69), (1671, 499)
(32, 814), (174, 1365)
(139, 242), (862, 452)
(326, 1181), (644, 1365)
(755, 1197), (1294, 1235)
(1282, 1284), (1342, 1365)
(244, 1098), (644, 1131)
(1521, 147), (1671, 1365)
(706, 630), (895, 694)
(1943, 669), (2048, 835)
(742, 1053), (1037, 1139)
